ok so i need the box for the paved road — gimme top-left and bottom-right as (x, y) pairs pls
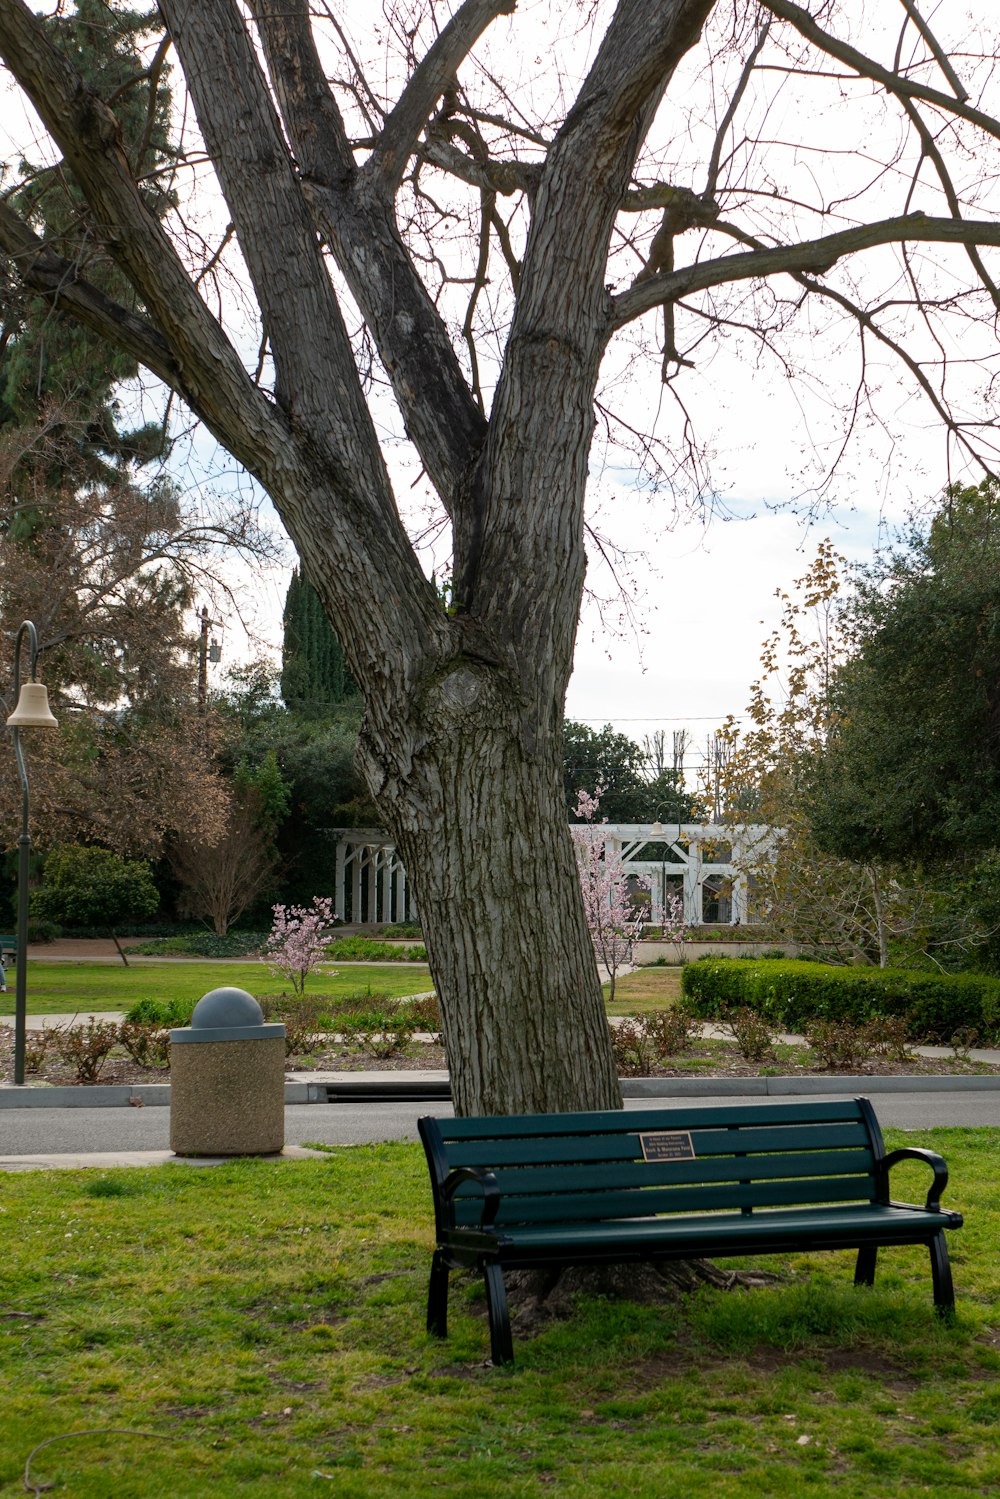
(1, 1090), (998, 1160)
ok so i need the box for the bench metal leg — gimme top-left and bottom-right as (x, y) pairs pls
(483, 1262), (514, 1366)
(427, 1250), (449, 1338)
(929, 1231), (956, 1318)
(854, 1244), (878, 1288)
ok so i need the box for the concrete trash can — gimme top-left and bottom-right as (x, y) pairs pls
(170, 987), (286, 1157)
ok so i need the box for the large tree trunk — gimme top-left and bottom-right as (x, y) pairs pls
(382, 722), (621, 1116)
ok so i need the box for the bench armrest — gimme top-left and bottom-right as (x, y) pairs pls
(441, 1166), (501, 1229)
(880, 1147), (949, 1212)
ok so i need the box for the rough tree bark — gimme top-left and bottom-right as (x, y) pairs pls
(3, 0), (1000, 1113)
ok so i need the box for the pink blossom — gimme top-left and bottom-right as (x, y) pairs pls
(262, 896), (338, 995)
(571, 788), (645, 1003)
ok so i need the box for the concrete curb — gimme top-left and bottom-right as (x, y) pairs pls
(0, 1145), (331, 1172)
(3, 1071), (1000, 1107)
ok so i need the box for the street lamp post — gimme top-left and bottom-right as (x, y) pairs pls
(6, 622), (57, 1085)
(651, 811), (679, 931)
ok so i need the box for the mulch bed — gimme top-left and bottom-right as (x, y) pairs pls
(2, 1025), (996, 1088)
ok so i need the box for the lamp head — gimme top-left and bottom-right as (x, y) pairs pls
(7, 681), (58, 729)
(651, 820), (663, 836)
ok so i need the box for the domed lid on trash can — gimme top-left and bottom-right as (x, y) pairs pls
(170, 987), (286, 1043)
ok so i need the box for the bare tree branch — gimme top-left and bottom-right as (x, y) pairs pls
(611, 214), (1000, 329)
(251, 0), (487, 508)
(898, 0), (969, 102)
(761, 0), (997, 138)
(366, 0), (516, 192)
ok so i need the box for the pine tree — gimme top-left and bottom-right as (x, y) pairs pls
(0, 4), (225, 858)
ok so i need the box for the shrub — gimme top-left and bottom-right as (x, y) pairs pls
(609, 1008), (696, 1075)
(337, 1008), (417, 1059)
(23, 1027), (57, 1073)
(117, 1022), (171, 1069)
(682, 957), (1000, 1043)
(325, 936), (427, 962)
(54, 1019), (121, 1083)
(950, 1026), (980, 1061)
(123, 997), (194, 1027)
(640, 1006), (696, 1057)
(258, 996), (328, 1057)
(405, 992), (442, 1036)
(609, 1019), (657, 1076)
(130, 931), (267, 958)
(722, 1006), (775, 1063)
(803, 1018), (913, 1070)
(25, 919), (61, 944)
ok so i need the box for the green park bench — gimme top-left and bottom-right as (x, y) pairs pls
(418, 1097), (963, 1365)
(0, 936), (15, 964)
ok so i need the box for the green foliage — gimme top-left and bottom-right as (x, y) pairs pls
(129, 931), (268, 958)
(1, 1), (174, 455)
(325, 936), (427, 962)
(232, 751), (291, 833)
(809, 480), (1000, 861)
(123, 996), (195, 1027)
(562, 721), (697, 822)
(682, 956), (1000, 1042)
(212, 672), (378, 908)
(25, 919), (61, 944)
(281, 566), (358, 713)
(31, 845), (159, 932)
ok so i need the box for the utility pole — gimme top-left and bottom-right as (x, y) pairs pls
(197, 606), (222, 715)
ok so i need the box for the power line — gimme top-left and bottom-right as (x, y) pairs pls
(567, 715), (749, 722)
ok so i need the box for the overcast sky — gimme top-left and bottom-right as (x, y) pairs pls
(4, 0), (992, 794)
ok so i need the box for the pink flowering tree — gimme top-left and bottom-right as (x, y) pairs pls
(571, 789), (645, 1004)
(262, 896), (338, 995)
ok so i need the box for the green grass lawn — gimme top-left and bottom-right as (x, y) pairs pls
(1, 1129), (998, 1497)
(0, 961), (433, 1016)
(604, 965), (682, 1014)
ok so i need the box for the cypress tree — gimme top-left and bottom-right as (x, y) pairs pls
(281, 566), (357, 713)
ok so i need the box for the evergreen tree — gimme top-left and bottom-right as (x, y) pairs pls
(0, 4), (227, 859)
(281, 566), (357, 714)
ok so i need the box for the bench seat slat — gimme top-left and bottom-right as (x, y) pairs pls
(497, 1201), (954, 1253)
(453, 1172), (876, 1225)
(450, 1148), (875, 1199)
(445, 1122), (871, 1169)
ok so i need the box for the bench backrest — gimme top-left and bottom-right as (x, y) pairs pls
(419, 1099), (886, 1233)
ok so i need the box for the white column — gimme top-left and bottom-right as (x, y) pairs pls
(683, 841), (701, 925)
(334, 839), (347, 922)
(381, 848), (392, 924)
(351, 847), (362, 925)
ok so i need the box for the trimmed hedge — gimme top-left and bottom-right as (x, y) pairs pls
(681, 957), (1000, 1044)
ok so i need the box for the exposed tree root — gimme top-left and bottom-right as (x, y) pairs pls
(502, 1260), (781, 1337)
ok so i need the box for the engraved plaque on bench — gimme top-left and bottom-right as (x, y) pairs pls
(639, 1131), (695, 1163)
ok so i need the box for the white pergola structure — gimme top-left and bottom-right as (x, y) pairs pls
(602, 823), (776, 927)
(331, 828), (415, 926)
(330, 822), (776, 928)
